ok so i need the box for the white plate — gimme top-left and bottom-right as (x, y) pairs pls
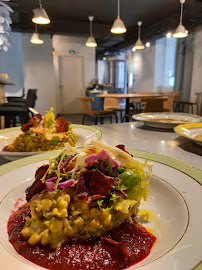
(132, 112), (202, 129)
(174, 122), (202, 146)
(0, 151), (201, 270)
(0, 124), (102, 161)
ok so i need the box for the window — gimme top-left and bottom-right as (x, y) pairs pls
(154, 36), (176, 92)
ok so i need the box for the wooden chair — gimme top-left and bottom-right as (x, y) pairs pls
(79, 96), (118, 125)
(103, 97), (125, 122)
(174, 92), (201, 115)
(124, 96), (168, 121)
(141, 96), (168, 112)
(163, 92), (179, 112)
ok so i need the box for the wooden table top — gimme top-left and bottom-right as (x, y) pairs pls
(97, 93), (164, 99)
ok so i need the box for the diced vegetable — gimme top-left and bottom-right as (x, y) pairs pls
(50, 137), (60, 145)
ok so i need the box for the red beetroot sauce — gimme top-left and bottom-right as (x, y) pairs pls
(8, 204), (156, 270)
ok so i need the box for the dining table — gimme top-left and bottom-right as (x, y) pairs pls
(97, 93), (167, 121)
(0, 122), (201, 169)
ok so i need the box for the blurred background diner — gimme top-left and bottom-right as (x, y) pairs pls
(0, 0), (202, 127)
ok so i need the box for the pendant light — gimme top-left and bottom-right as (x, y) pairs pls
(133, 21), (145, 50)
(85, 16), (97, 47)
(111, 0), (126, 34)
(30, 24), (44, 44)
(173, 0), (188, 38)
(32, 0), (50, 25)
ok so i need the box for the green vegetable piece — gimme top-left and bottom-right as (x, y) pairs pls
(115, 199), (137, 214)
(44, 107), (55, 130)
(104, 158), (114, 176)
(50, 137), (60, 145)
(126, 185), (143, 200)
(118, 168), (126, 174)
(97, 199), (112, 213)
(119, 170), (141, 190)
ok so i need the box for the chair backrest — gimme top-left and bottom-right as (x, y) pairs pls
(26, 89), (37, 107)
(141, 97), (166, 112)
(195, 92), (202, 115)
(79, 96), (94, 114)
(104, 97), (120, 110)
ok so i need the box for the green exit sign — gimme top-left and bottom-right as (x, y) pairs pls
(69, 50), (76, 55)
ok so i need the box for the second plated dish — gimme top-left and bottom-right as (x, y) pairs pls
(132, 112), (202, 129)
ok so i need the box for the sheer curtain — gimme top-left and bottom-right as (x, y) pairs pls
(174, 33), (193, 101)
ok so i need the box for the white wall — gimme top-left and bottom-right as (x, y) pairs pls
(190, 26), (202, 103)
(21, 33), (56, 115)
(129, 45), (155, 93)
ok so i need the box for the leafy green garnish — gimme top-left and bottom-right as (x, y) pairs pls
(97, 199), (112, 213)
(119, 170), (141, 190)
(44, 107), (55, 130)
(118, 168), (126, 174)
(50, 137), (60, 145)
(104, 158), (114, 176)
(126, 185), (143, 200)
(110, 192), (120, 204)
(115, 199), (137, 214)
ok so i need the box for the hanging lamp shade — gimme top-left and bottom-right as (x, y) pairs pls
(30, 24), (44, 44)
(173, 0), (188, 38)
(85, 36), (97, 47)
(173, 24), (188, 38)
(30, 32), (44, 44)
(111, 17), (126, 34)
(32, 0), (50, 24)
(133, 38), (144, 50)
(85, 16), (97, 47)
(111, 0), (126, 34)
(133, 21), (145, 50)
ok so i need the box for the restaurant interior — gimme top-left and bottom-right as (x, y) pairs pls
(0, 1), (201, 270)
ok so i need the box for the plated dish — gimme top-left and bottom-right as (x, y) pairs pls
(3, 108), (78, 152)
(0, 125), (102, 161)
(174, 122), (202, 146)
(0, 146), (201, 270)
(132, 112), (202, 129)
(4, 141), (156, 270)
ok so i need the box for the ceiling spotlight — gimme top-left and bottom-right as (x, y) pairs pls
(32, 0), (50, 25)
(133, 21), (145, 50)
(85, 16), (97, 47)
(111, 0), (127, 34)
(30, 24), (44, 44)
(166, 32), (172, 38)
(173, 0), (188, 38)
(146, 42), (150, 48)
(103, 57), (106, 60)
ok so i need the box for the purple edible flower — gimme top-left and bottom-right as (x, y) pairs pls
(45, 176), (75, 192)
(58, 179), (75, 190)
(85, 149), (120, 176)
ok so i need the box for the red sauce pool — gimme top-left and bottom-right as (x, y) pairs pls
(8, 204), (156, 270)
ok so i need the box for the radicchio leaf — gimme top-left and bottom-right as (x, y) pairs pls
(76, 170), (118, 203)
(116, 144), (133, 157)
(25, 165), (49, 201)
